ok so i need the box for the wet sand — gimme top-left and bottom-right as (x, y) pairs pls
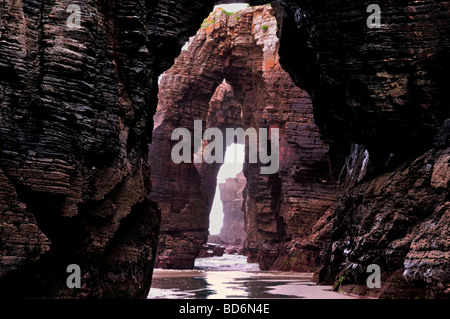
(148, 255), (358, 299)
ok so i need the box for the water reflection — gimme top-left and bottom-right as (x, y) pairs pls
(148, 255), (357, 299)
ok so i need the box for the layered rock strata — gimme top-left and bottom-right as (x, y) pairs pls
(1, 0), (447, 299)
(0, 0), (216, 298)
(149, 5), (337, 271)
(274, 0), (450, 297)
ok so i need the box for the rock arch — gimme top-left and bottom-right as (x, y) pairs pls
(148, 6), (338, 270)
(1, 0), (448, 299)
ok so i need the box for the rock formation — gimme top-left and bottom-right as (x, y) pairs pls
(0, 0), (216, 298)
(1, 0), (448, 299)
(198, 243), (226, 258)
(217, 171), (246, 245)
(149, 5), (337, 271)
(150, 1), (449, 298)
(274, 0), (450, 298)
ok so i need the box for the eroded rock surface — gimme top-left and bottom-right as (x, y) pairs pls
(275, 0), (450, 297)
(0, 0), (215, 298)
(149, 5), (337, 271)
(1, 0), (448, 299)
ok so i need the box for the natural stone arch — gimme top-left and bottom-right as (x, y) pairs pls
(149, 6), (338, 270)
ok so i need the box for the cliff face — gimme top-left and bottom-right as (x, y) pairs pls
(0, 0), (215, 298)
(310, 146), (450, 298)
(277, 1), (450, 164)
(275, 0), (450, 297)
(218, 171), (246, 245)
(1, 0), (448, 299)
(149, 6), (337, 270)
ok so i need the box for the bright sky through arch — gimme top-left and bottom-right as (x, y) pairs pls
(209, 143), (245, 235)
(213, 3), (249, 13)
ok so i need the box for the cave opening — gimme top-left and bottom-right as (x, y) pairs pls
(148, 1), (268, 270)
(208, 143), (245, 236)
(0, 0), (445, 300)
(148, 1), (336, 274)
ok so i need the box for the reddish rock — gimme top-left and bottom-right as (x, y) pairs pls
(2, 0), (447, 300)
(149, 6), (337, 271)
(198, 243), (226, 258)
